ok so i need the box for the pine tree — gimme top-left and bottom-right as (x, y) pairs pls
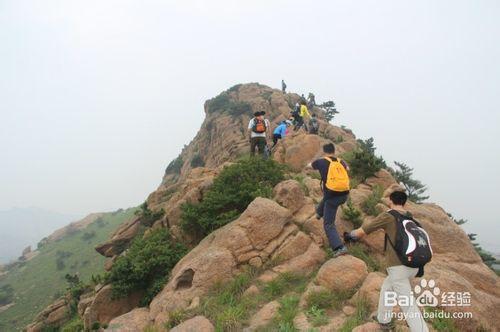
(391, 161), (429, 203)
(319, 101), (339, 122)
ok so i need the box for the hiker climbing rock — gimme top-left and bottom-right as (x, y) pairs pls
(307, 92), (316, 109)
(281, 79), (287, 93)
(309, 113), (319, 135)
(345, 191), (432, 332)
(294, 100), (311, 132)
(309, 143), (350, 257)
(248, 111), (271, 156)
(272, 120), (292, 148)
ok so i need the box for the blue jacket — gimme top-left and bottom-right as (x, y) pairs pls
(273, 123), (287, 137)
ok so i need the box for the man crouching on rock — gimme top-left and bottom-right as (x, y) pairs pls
(308, 143), (350, 258)
(344, 191), (429, 332)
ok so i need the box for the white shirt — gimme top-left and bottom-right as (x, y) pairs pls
(248, 118), (270, 138)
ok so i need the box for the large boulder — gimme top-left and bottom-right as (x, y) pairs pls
(246, 301), (281, 331)
(350, 272), (386, 311)
(315, 255), (368, 292)
(149, 198), (298, 321)
(274, 134), (323, 171)
(95, 217), (141, 257)
(106, 308), (152, 332)
(273, 180), (306, 213)
(83, 285), (143, 329)
(26, 298), (71, 332)
(170, 316), (214, 332)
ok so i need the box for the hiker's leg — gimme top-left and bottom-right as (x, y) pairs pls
(257, 137), (266, 155)
(250, 137), (258, 155)
(388, 266), (429, 332)
(323, 197), (343, 250)
(316, 198), (325, 218)
(377, 275), (395, 324)
(272, 134), (280, 147)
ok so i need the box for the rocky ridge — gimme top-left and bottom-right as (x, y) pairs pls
(26, 83), (499, 331)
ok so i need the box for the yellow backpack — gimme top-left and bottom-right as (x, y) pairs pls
(324, 157), (350, 192)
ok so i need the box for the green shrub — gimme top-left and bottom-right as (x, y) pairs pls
(181, 158), (285, 237)
(342, 138), (386, 182)
(361, 185), (383, 216)
(61, 316), (84, 332)
(91, 321), (101, 330)
(190, 153), (205, 168)
(390, 161), (429, 203)
(135, 202), (164, 227)
(206, 92), (252, 116)
(165, 156), (183, 175)
(106, 228), (187, 305)
(342, 199), (363, 228)
(0, 284), (14, 305)
(81, 231), (96, 241)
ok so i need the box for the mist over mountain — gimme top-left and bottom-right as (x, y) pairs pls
(0, 207), (76, 264)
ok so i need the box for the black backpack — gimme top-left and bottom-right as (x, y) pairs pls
(385, 210), (433, 268)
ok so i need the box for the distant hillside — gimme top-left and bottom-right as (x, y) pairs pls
(0, 207), (76, 264)
(0, 208), (137, 331)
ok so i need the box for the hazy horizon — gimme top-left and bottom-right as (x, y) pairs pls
(1, 1), (499, 251)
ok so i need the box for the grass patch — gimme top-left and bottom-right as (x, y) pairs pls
(262, 272), (308, 300)
(306, 305), (329, 327)
(166, 309), (189, 329)
(424, 307), (459, 332)
(306, 289), (354, 312)
(361, 185), (383, 216)
(338, 296), (370, 332)
(347, 243), (380, 272)
(263, 295), (300, 332)
(196, 268), (260, 331)
(342, 199), (363, 228)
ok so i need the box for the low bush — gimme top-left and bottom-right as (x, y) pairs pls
(306, 305), (329, 327)
(181, 158), (285, 237)
(0, 284), (14, 305)
(262, 272), (308, 300)
(206, 92), (252, 116)
(106, 229), (187, 305)
(190, 153), (205, 168)
(165, 156), (183, 175)
(135, 202), (164, 227)
(361, 185), (383, 216)
(342, 199), (363, 228)
(342, 138), (386, 182)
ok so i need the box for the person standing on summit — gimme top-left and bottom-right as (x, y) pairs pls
(248, 111), (271, 156)
(281, 79), (287, 93)
(309, 143), (350, 257)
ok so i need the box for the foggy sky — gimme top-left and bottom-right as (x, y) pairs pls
(1, 0), (499, 251)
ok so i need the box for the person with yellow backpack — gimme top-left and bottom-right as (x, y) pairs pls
(310, 143), (350, 257)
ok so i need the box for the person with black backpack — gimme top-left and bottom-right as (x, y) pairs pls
(344, 191), (431, 332)
(248, 111), (271, 156)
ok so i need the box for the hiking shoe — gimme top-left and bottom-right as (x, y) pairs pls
(333, 246), (348, 258)
(371, 316), (393, 331)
